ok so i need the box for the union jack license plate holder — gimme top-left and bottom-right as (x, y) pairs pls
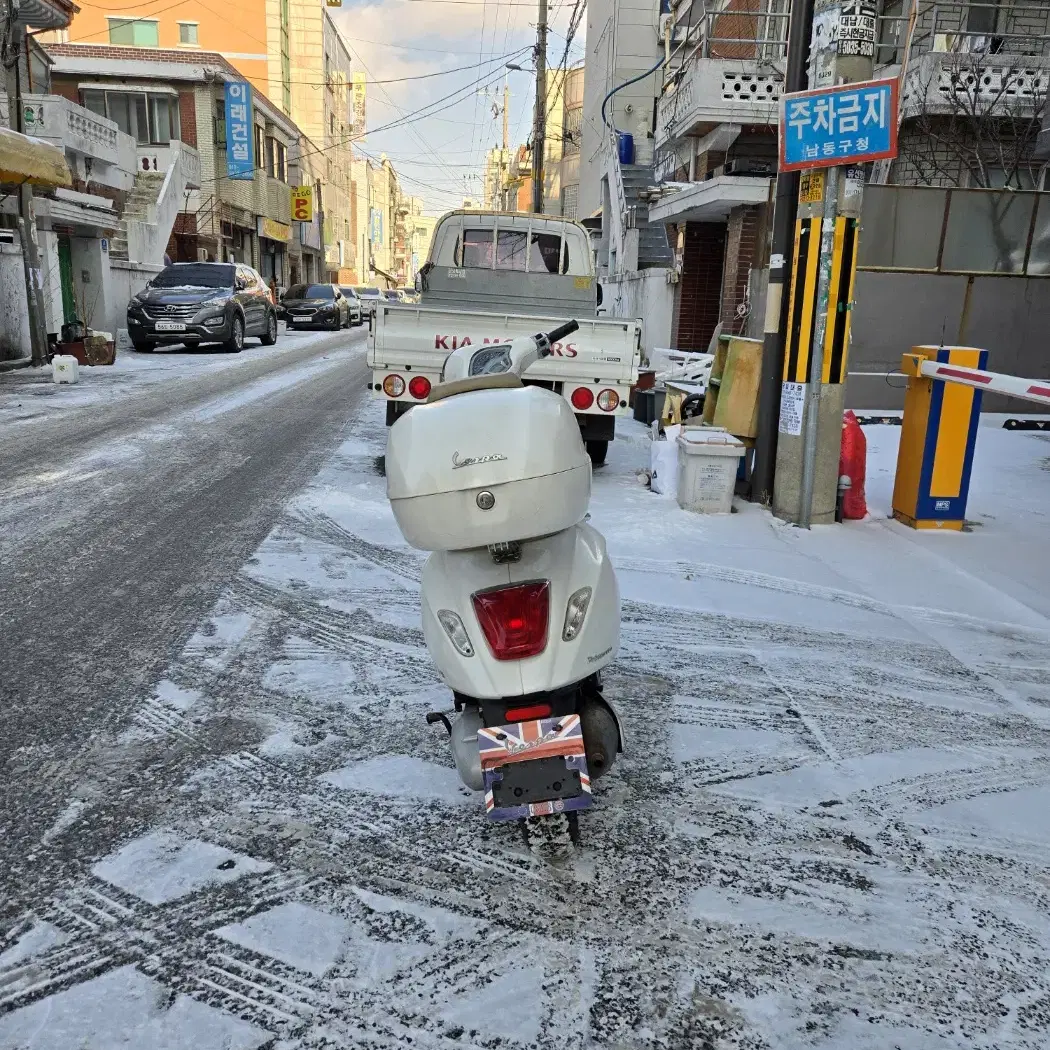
(478, 713), (592, 822)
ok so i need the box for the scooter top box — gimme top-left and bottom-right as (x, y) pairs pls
(386, 385), (591, 552)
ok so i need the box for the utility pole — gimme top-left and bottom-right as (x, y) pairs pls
(531, 0), (547, 214)
(501, 78), (509, 210)
(4, 20), (49, 366)
(773, 0), (879, 527)
(750, 0), (815, 505)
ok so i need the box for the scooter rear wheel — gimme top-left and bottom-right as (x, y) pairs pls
(521, 812), (579, 859)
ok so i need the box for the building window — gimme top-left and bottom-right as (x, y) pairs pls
(177, 22), (199, 46)
(107, 17), (159, 47)
(561, 183), (579, 220)
(254, 125), (265, 173)
(330, 114), (335, 139)
(265, 137), (287, 182)
(82, 88), (179, 144)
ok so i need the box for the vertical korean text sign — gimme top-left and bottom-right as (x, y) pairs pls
(779, 78), (898, 172)
(224, 81), (255, 181)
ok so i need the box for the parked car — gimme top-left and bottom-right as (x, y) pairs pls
(383, 289), (403, 303)
(353, 286), (383, 319)
(338, 286), (365, 326)
(282, 284), (350, 330)
(126, 262), (278, 352)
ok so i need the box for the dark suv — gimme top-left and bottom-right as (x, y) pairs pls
(126, 262), (278, 352)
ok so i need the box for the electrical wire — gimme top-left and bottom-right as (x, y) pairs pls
(198, 58), (515, 188)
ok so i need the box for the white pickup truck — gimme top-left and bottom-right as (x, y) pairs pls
(367, 211), (641, 465)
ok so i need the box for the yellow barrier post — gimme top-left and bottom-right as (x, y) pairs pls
(892, 345), (988, 530)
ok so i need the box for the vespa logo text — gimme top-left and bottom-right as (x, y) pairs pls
(452, 451), (508, 470)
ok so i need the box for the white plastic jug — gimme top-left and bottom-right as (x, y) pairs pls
(52, 355), (80, 384)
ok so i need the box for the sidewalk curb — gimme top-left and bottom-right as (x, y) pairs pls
(0, 357), (33, 373)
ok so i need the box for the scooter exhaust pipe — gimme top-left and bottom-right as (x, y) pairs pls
(449, 708), (485, 791)
(579, 697), (620, 780)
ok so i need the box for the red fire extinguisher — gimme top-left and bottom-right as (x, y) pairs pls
(838, 410), (868, 521)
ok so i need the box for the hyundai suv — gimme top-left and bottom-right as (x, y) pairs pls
(126, 262), (278, 352)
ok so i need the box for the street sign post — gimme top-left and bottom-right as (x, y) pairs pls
(779, 78), (898, 172)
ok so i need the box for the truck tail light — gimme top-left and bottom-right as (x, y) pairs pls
(597, 389), (619, 412)
(408, 376), (432, 400)
(570, 386), (594, 410)
(383, 374), (405, 397)
(472, 581), (550, 661)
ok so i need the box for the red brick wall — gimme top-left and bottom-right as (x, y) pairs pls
(672, 222), (726, 352)
(49, 78), (80, 104)
(178, 90), (197, 148)
(720, 204), (766, 331)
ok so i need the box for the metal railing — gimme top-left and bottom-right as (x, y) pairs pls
(877, 2), (1050, 68)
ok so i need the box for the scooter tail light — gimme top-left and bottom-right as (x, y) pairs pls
(471, 581), (550, 661)
(562, 586), (592, 641)
(383, 374), (405, 397)
(437, 609), (474, 657)
(570, 386), (594, 410)
(408, 375), (432, 400)
(597, 388), (619, 412)
(504, 702), (553, 723)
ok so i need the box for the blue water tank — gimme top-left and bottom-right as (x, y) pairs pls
(617, 131), (635, 165)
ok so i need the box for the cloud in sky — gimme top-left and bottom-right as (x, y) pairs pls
(331, 0), (585, 213)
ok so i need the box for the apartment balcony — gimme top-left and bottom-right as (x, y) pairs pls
(898, 48), (1050, 121)
(6, 94), (135, 173)
(655, 2), (788, 151)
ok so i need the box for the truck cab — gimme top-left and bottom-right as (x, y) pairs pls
(418, 211), (601, 318)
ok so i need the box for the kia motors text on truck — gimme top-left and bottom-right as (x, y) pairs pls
(366, 211), (641, 466)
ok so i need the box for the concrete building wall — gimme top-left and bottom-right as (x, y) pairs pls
(581, 0), (663, 216)
(0, 243), (31, 361)
(603, 268), (675, 363)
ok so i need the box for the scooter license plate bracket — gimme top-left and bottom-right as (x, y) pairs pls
(478, 714), (592, 822)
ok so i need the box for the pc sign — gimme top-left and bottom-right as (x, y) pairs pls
(779, 77), (898, 172)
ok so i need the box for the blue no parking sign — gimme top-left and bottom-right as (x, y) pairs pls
(779, 78), (898, 172)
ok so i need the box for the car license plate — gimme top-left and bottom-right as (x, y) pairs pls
(154, 321), (187, 332)
(477, 713), (592, 821)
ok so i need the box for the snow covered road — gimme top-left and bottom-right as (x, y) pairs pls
(2, 381), (1049, 1049)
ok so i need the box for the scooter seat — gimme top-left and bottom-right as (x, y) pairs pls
(427, 374), (524, 403)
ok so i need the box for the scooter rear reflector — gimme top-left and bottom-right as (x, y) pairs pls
(504, 702), (553, 722)
(471, 581), (550, 660)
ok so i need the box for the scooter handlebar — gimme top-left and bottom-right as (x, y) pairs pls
(545, 319), (580, 345)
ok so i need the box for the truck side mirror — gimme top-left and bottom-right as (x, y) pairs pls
(596, 283), (604, 307)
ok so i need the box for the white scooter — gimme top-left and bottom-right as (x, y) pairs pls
(386, 320), (623, 852)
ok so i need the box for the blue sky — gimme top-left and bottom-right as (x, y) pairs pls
(331, 0), (585, 214)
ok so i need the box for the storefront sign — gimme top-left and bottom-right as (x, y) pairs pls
(352, 72), (367, 141)
(291, 185), (314, 222)
(257, 216), (292, 242)
(224, 81), (255, 181)
(370, 208), (383, 245)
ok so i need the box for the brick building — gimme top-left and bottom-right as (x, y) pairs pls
(46, 44), (318, 286)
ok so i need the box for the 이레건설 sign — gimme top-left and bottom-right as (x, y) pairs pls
(224, 81), (255, 181)
(779, 77), (898, 172)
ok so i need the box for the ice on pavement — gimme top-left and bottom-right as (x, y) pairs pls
(216, 901), (352, 976)
(321, 754), (473, 805)
(9, 400), (1050, 1049)
(92, 830), (272, 905)
(0, 965), (271, 1050)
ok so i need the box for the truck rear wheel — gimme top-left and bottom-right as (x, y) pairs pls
(587, 440), (609, 467)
